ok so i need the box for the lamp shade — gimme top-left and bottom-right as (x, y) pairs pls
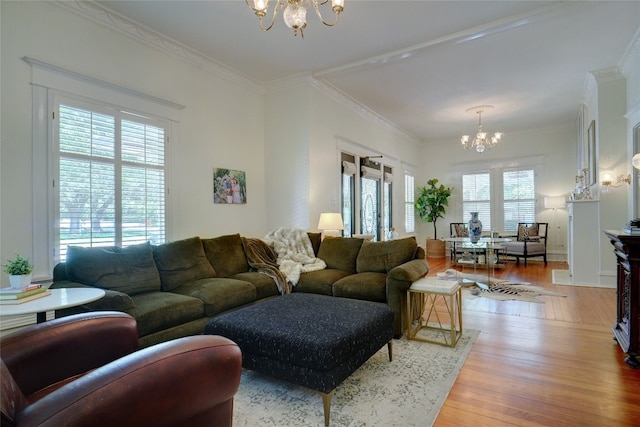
(544, 196), (566, 209)
(318, 213), (344, 231)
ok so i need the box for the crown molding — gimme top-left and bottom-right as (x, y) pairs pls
(620, 27), (640, 78)
(308, 78), (420, 144)
(53, 1), (263, 94)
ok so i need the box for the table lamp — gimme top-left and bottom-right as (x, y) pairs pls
(318, 213), (344, 239)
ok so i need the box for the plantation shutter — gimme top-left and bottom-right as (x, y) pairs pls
(503, 169), (536, 231)
(405, 174), (415, 233)
(57, 101), (166, 261)
(462, 173), (491, 231)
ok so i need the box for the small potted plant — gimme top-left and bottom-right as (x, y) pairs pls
(3, 254), (34, 289)
(415, 178), (453, 258)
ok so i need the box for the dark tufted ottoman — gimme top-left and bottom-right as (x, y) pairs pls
(204, 293), (394, 426)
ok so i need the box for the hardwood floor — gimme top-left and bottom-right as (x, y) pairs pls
(425, 258), (640, 427)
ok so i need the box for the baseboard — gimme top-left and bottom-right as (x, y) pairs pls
(552, 269), (615, 288)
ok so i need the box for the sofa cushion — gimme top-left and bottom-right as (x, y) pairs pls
(231, 272), (280, 300)
(317, 237), (364, 274)
(171, 278), (257, 316)
(65, 243), (161, 295)
(131, 291), (204, 337)
(332, 272), (387, 302)
(202, 234), (250, 277)
(356, 237), (418, 273)
(295, 269), (351, 295)
(152, 237), (216, 291)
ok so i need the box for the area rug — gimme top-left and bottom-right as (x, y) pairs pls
(233, 329), (479, 427)
(437, 269), (566, 303)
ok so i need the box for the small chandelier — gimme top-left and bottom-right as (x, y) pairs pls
(461, 105), (503, 153)
(246, 0), (344, 37)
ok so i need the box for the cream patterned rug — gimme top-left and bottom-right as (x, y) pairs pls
(233, 330), (479, 427)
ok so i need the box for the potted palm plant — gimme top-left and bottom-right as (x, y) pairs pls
(415, 178), (453, 258)
(3, 254), (34, 289)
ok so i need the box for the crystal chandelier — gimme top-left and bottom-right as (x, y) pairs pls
(246, 0), (344, 37)
(461, 106), (503, 153)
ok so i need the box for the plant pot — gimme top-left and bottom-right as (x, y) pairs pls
(426, 238), (446, 258)
(9, 274), (32, 289)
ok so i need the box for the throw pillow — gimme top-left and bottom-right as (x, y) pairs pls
(201, 233), (250, 277)
(517, 223), (539, 241)
(356, 237), (418, 273)
(317, 237), (364, 273)
(66, 242), (161, 295)
(153, 237), (216, 291)
(454, 224), (469, 237)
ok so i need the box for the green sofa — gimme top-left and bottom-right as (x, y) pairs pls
(51, 233), (428, 348)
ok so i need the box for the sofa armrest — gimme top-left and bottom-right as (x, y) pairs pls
(0, 312), (138, 397)
(387, 259), (429, 283)
(19, 336), (242, 427)
(50, 281), (136, 315)
(386, 259), (429, 337)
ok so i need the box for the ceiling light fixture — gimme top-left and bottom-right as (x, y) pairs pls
(461, 105), (503, 153)
(246, 0), (344, 38)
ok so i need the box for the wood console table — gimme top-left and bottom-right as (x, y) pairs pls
(604, 230), (640, 368)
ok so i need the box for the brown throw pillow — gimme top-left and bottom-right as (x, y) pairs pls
(454, 224), (468, 237)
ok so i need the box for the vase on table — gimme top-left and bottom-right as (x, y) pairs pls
(468, 212), (482, 243)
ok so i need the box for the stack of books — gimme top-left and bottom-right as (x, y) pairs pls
(0, 284), (51, 304)
(622, 220), (640, 235)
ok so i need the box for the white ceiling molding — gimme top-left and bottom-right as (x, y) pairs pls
(591, 67), (624, 83)
(620, 27), (640, 78)
(309, 78), (419, 144)
(53, 0), (263, 94)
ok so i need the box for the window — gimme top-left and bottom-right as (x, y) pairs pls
(55, 98), (167, 261)
(404, 173), (415, 233)
(383, 166), (393, 239)
(461, 166), (538, 233)
(503, 169), (536, 231)
(462, 173), (491, 231)
(360, 161), (381, 240)
(341, 154), (356, 237)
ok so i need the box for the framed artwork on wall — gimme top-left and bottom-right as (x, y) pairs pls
(213, 168), (246, 204)
(587, 120), (597, 185)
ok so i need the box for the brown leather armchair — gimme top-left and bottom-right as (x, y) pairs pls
(1, 311), (242, 427)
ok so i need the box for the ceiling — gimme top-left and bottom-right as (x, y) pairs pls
(95, 1), (640, 143)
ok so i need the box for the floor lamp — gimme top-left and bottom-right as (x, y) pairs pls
(544, 196), (566, 249)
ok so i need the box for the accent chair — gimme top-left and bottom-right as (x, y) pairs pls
(501, 222), (549, 266)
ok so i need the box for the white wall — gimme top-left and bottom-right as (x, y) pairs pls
(1, 1), (266, 282)
(416, 125), (576, 259)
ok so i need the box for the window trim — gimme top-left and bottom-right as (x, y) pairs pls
(29, 60), (180, 279)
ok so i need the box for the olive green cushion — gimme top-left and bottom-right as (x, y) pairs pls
(232, 272), (279, 299)
(131, 291), (204, 337)
(295, 269), (351, 295)
(317, 237), (364, 274)
(332, 272), (387, 302)
(171, 277), (256, 316)
(152, 237), (216, 291)
(307, 232), (322, 257)
(356, 237), (418, 273)
(202, 234), (250, 277)
(65, 242), (161, 295)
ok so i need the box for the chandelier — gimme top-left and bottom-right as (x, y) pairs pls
(245, 0), (345, 37)
(461, 106), (503, 153)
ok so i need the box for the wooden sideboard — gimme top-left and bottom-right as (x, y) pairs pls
(604, 230), (640, 368)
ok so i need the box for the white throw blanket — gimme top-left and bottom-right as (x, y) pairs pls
(263, 227), (326, 286)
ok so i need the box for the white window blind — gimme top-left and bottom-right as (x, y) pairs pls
(56, 101), (167, 261)
(503, 169), (536, 231)
(405, 173), (415, 233)
(462, 173), (491, 231)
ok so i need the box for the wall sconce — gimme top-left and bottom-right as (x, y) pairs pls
(318, 213), (344, 239)
(600, 170), (631, 193)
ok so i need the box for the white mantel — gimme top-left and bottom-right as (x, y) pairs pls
(567, 200), (602, 286)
